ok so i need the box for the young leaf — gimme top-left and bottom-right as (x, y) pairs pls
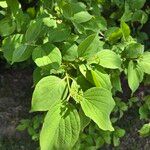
(80, 87), (115, 131)
(97, 50), (122, 69)
(139, 123), (150, 137)
(70, 75), (92, 103)
(70, 78), (85, 103)
(115, 128), (126, 138)
(31, 76), (68, 111)
(113, 136), (120, 147)
(139, 104), (149, 119)
(32, 43), (62, 69)
(139, 96), (150, 119)
(138, 52), (150, 74)
(127, 61), (144, 93)
(120, 20), (130, 40)
(106, 28), (122, 43)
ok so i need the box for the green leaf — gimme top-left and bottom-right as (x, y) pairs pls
(32, 67), (52, 86)
(84, 66), (112, 91)
(145, 96), (150, 110)
(127, 61), (144, 93)
(115, 128), (125, 138)
(96, 50), (122, 69)
(79, 109), (91, 131)
(2, 34), (23, 62)
(62, 2), (86, 19)
(124, 43), (144, 59)
(78, 34), (104, 59)
(127, 0), (146, 10)
(27, 7), (36, 19)
(105, 27), (122, 43)
(139, 104), (149, 119)
(12, 45), (33, 63)
(95, 137), (105, 148)
(62, 3), (74, 19)
(120, 20), (130, 40)
(15, 10), (30, 32)
(90, 68), (112, 90)
(82, 16), (107, 32)
(48, 24), (71, 42)
(16, 119), (30, 131)
(70, 79), (84, 103)
(138, 52), (150, 74)
(139, 123), (150, 137)
(0, 1), (7, 8)
(31, 76), (68, 111)
(62, 43), (78, 61)
(132, 10), (148, 24)
(80, 87), (115, 131)
(99, 130), (111, 144)
(72, 11), (93, 24)
(111, 72), (122, 92)
(6, 0), (20, 15)
(139, 96), (150, 119)
(32, 43), (62, 69)
(25, 19), (43, 43)
(121, 2), (133, 22)
(40, 101), (62, 150)
(113, 136), (120, 147)
(115, 98), (128, 112)
(40, 102), (80, 150)
(0, 18), (16, 36)
(76, 75), (92, 91)
(42, 17), (56, 28)
(53, 105), (80, 149)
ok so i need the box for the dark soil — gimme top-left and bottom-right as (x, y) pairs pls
(0, 68), (37, 150)
(104, 108), (150, 150)
(0, 67), (150, 150)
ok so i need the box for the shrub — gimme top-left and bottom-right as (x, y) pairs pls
(0, 0), (150, 149)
